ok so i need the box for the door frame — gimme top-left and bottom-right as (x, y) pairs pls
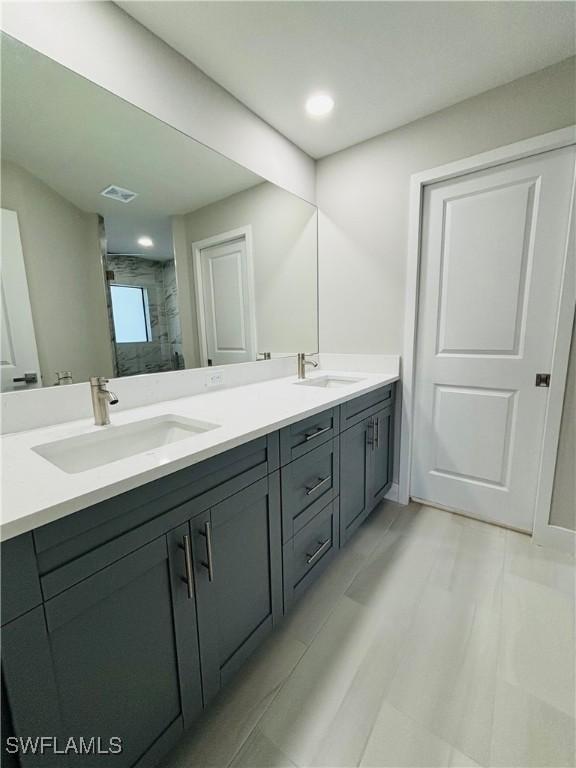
(191, 225), (257, 367)
(399, 125), (576, 549)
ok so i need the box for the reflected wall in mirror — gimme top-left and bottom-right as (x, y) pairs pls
(0, 34), (318, 391)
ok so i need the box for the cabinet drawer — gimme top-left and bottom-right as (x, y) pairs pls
(280, 407), (339, 465)
(34, 433), (278, 577)
(340, 383), (395, 429)
(281, 439), (339, 541)
(283, 500), (339, 610)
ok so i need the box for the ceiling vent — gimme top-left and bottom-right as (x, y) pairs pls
(100, 185), (138, 204)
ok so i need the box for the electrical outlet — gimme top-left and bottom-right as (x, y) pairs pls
(206, 372), (224, 388)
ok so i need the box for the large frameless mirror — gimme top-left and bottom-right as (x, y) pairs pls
(0, 33), (318, 392)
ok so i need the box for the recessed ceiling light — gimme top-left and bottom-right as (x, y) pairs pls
(305, 93), (334, 118)
(137, 236), (154, 248)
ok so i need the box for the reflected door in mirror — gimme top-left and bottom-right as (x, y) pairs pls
(194, 231), (257, 366)
(0, 210), (41, 392)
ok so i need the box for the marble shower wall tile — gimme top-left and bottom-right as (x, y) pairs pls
(108, 255), (183, 375)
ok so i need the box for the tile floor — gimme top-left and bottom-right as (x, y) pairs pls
(161, 502), (576, 768)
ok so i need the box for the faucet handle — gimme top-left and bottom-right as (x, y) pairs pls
(90, 376), (109, 386)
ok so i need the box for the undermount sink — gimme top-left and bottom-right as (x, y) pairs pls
(295, 375), (364, 389)
(32, 415), (220, 474)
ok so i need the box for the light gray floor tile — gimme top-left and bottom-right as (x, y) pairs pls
(230, 728), (296, 768)
(386, 583), (501, 767)
(161, 629), (306, 767)
(490, 679), (576, 767)
(162, 503), (576, 768)
(283, 501), (401, 647)
(430, 513), (506, 613)
(505, 529), (575, 598)
(259, 596), (380, 766)
(309, 615), (410, 767)
(499, 571), (575, 718)
(360, 701), (481, 767)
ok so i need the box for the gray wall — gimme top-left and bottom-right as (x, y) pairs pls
(550, 315), (575, 531)
(174, 182), (318, 367)
(0, 1), (315, 203)
(1, 161), (114, 385)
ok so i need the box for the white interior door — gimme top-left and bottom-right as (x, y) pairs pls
(195, 234), (257, 366)
(412, 147), (575, 532)
(1, 209), (41, 392)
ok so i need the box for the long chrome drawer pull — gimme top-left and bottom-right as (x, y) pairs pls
(179, 534), (195, 600)
(368, 418), (375, 448)
(304, 425), (331, 442)
(306, 539), (331, 565)
(199, 521), (215, 582)
(305, 475), (331, 496)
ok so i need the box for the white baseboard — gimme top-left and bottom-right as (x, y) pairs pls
(385, 482), (400, 503)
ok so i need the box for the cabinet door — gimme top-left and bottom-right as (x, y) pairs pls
(339, 417), (372, 545)
(193, 475), (282, 703)
(2, 528), (203, 768)
(368, 404), (394, 509)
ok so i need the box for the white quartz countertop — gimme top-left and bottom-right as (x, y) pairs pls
(0, 371), (398, 541)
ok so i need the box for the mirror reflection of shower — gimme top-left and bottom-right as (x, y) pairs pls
(105, 215), (184, 377)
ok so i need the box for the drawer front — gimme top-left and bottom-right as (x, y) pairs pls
(340, 383), (395, 430)
(34, 434), (278, 576)
(40, 497), (202, 600)
(280, 407), (339, 465)
(283, 500), (339, 610)
(281, 439), (339, 541)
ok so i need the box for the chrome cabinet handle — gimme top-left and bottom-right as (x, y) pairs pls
(305, 475), (331, 496)
(179, 534), (194, 600)
(367, 418), (375, 448)
(199, 521), (215, 582)
(375, 416), (380, 449)
(304, 425), (331, 442)
(306, 539), (331, 564)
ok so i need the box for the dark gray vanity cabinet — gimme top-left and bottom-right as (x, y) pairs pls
(1, 525), (203, 768)
(1, 384), (396, 768)
(192, 475), (283, 703)
(368, 403), (395, 508)
(339, 416), (372, 543)
(339, 384), (396, 545)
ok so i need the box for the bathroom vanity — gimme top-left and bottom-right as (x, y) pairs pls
(1, 376), (396, 768)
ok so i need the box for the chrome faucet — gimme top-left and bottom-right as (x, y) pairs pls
(90, 376), (118, 426)
(297, 352), (319, 379)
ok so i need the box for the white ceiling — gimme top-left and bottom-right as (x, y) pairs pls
(1, 34), (262, 259)
(119, 1), (576, 158)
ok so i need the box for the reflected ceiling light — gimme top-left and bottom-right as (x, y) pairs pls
(305, 92), (334, 117)
(137, 236), (154, 248)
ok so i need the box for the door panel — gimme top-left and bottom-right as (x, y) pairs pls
(339, 418), (371, 544)
(431, 386), (515, 486)
(4, 531), (201, 767)
(1, 209), (40, 391)
(193, 476), (282, 703)
(437, 181), (535, 355)
(412, 147), (576, 530)
(196, 236), (256, 366)
(369, 406), (393, 504)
